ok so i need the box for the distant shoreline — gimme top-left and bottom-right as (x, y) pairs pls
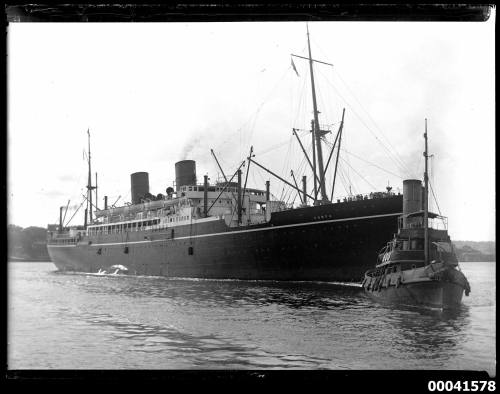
(9, 260), (53, 263)
(9, 257), (51, 263)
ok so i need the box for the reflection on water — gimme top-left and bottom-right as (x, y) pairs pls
(8, 262), (495, 374)
(75, 311), (333, 369)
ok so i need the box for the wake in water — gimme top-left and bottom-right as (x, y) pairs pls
(54, 268), (362, 287)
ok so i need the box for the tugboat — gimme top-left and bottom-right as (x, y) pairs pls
(362, 119), (471, 309)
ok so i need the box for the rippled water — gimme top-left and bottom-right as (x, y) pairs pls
(8, 262), (495, 375)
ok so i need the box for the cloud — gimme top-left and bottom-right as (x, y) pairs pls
(39, 189), (65, 198)
(57, 174), (77, 182)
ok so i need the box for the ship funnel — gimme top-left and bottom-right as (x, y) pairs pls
(403, 179), (422, 228)
(131, 172), (149, 205)
(175, 160), (196, 191)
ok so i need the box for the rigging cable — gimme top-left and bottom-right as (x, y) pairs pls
(293, 68), (309, 130)
(339, 147), (404, 180)
(429, 180), (446, 229)
(316, 67), (412, 179)
(341, 162), (357, 195)
(340, 156), (377, 192)
(244, 65), (293, 160)
(337, 166), (350, 196)
(429, 181), (442, 217)
(210, 64), (290, 162)
(309, 36), (412, 177)
(254, 136), (294, 157)
(333, 69), (412, 175)
(64, 198), (86, 227)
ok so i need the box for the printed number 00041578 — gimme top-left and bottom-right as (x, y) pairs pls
(428, 381), (496, 392)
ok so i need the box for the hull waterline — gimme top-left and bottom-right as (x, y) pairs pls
(365, 280), (465, 309)
(48, 198), (403, 282)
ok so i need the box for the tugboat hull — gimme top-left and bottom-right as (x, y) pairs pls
(365, 280), (465, 309)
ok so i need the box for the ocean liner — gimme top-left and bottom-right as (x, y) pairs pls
(47, 27), (404, 281)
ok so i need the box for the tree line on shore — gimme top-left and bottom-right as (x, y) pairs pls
(452, 241), (496, 262)
(8, 225), (50, 261)
(7, 224), (496, 263)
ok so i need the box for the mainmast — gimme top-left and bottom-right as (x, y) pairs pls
(306, 25), (328, 204)
(423, 119), (429, 265)
(86, 129), (95, 226)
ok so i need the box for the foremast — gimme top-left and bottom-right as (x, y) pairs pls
(423, 119), (429, 265)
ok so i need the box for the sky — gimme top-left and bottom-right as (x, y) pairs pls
(7, 16), (495, 241)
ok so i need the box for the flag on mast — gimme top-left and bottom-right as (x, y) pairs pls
(291, 58), (300, 77)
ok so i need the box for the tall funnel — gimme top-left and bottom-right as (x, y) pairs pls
(403, 179), (422, 228)
(131, 172), (149, 204)
(175, 160), (196, 191)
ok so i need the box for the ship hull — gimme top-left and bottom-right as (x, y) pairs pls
(365, 280), (465, 309)
(48, 196), (402, 282)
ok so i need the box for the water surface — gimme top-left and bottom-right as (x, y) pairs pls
(8, 262), (495, 375)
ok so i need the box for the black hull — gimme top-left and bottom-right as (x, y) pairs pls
(365, 280), (465, 309)
(48, 195), (402, 282)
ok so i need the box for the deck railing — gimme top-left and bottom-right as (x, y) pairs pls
(398, 215), (448, 231)
(48, 237), (78, 245)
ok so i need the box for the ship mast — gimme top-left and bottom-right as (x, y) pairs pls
(86, 129), (95, 226)
(306, 24), (328, 204)
(291, 26), (333, 205)
(423, 119), (429, 265)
